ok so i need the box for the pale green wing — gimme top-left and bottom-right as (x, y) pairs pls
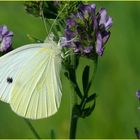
(10, 46), (62, 119)
(0, 44), (43, 103)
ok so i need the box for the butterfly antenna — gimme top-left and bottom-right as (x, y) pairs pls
(40, 1), (48, 35)
(48, 3), (68, 37)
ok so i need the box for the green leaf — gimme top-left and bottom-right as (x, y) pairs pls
(43, 2), (58, 19)
(70, 80), (83, 99)
(85, 82), (92, 95)
(86, 93), (96, 103)
(80, 97), (96, 118)
(81, 107), (90, 118)
(24, 1), (41, 17)
(58, 1), (83, 20)
(74, 55), (80, 69)
(24, 1), (83, 20)
(82, 66), (90, 94)
(74, 85), (83, 99)
(87, 99), (96, 116)
(64, 67), (83, 99)
(24, 1), (59, 19)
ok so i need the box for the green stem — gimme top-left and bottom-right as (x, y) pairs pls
(69, 56), (98, 139)
(69, 105), (79, 139)
(134, 127), (140, 139)
(24, 119), (41, 139)
(69, 66), (79, 139)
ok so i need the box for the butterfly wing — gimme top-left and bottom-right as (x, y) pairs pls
(9, 44), (62, 119)
(0, 44), (44, 103)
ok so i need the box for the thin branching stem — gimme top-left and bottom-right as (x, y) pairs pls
(134, 127), (140, 139)
(24, 119), (41, 139)
(69, 56), (98, 139)
(69, 105), (79, 139)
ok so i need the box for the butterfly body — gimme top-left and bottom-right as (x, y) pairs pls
(0, 41), (62, 119)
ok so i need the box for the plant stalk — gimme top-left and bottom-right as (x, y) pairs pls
(69, 56), (98, 139)
(69, 105), (79, 139)
(134, 127), (140, 139)
(24, 119), (41, 139)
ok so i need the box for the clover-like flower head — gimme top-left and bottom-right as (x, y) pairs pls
(0, 25), (13, 52)
(64, 4), (112, 57)
(136, 90), (140, 100)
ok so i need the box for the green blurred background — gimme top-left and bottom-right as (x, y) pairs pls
(0, 1), (139, 139)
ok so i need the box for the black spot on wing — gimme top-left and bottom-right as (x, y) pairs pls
(7, 77), (13, 83)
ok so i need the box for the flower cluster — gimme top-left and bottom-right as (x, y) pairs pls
(0, 25), (13, 52)
(64, 4), (112, 56)
(136, 90), (140, 100)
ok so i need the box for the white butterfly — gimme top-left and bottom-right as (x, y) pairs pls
(0, 40), (62, 120)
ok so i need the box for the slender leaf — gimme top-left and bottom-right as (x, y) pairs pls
(85, 81), (92, 95)
(82, 66), (90, 94)
(86, 93), (96, 103)
(87, 100), (96, 116)
(72, 82), (83, 99)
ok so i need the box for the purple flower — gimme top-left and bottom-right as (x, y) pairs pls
(79, 4), (96, 18)
(95, 8), (112, 56)
(96, 33), (103, 56)
(102, 31), (110, 45)
(83, 46), (93, 54)
(0, 25), (13, 52)
(64, 4), (112, 57)
(65, 28), (77, 41)
(136, 90), (140, 100)
(98, 8), (112, 30)
(74, 41), (82, 53)
(66, 18), (76, 28)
